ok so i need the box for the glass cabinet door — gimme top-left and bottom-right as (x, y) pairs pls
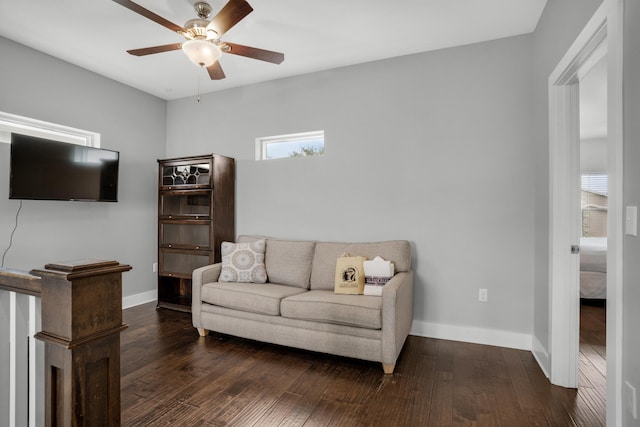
(159, 222), (210, 249)
(160, 161), (212, 189)
(160, 191), (211, 218)
(160, 250), (212, 278)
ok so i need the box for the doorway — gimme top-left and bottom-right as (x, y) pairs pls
(578, 54), (607, 423)
(548, 0), (624, 424)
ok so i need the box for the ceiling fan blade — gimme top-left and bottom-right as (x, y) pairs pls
(113, 0), (185, 33)
(207, 61), (226, 80)
(207, 0), (253, 38)
(223, 42), (284, 64)
(127, 43), (183, 56)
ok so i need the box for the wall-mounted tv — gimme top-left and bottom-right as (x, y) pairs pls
(9, 133), (119, 202)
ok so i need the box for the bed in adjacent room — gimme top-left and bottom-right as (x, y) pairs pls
(580, 237), (607, 299)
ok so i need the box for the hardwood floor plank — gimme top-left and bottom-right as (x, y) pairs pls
(452, 342), (480, 425)
(323, 363), (380, 405)
(575, 387), (606, 426)
(279, 360), (338, 425)
(358, 395), (409, 426)
(207, 378), (273, 426)
(396, 358), (436, 424)
(302, 398), (342, 427)
(253, 392), (304, 426)
(473, 391), (501, 427)
(428, 370), (454, 426)
(491, 375), (529, 426)
(580, 343), (607, 379)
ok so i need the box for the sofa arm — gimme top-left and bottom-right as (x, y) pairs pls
(380, 270), (414, 372)
(191, 263), (221, 329)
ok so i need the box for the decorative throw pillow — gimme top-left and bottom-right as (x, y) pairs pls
(219, 240), (267, 283)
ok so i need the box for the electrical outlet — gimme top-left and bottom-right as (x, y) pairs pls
(152, 262), (158, 273)
(625, 381), (638, 420)
(478, 288), (488, 302)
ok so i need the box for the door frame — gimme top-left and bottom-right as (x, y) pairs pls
(548, 0), (623, 424)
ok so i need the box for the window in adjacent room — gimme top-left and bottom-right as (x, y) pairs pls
(255, 130), (324, 160)
(581, 173), (608, 237)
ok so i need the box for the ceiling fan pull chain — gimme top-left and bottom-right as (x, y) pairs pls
(197, 68), (202, 103)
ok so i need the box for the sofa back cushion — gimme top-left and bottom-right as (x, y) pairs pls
(310, 240), (411, 290)
(309, 242), (349, 291)
(237, 235), (315, 289)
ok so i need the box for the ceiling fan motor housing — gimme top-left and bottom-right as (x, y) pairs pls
(194, 2), (212, 19)
(184, 18), (211, 39)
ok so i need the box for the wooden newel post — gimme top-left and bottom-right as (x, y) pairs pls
(32, 259), (132, 427)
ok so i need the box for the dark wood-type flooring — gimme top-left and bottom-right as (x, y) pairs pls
(578, 300), (607, 425)
(120, 302), (607, 426)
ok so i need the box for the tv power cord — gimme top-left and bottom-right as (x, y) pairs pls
(1, 200), (22, 268)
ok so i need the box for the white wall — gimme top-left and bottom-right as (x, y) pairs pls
(167, 34), (536, 346)
(623, 1), (640, 424)
(0, 36), (166, 301)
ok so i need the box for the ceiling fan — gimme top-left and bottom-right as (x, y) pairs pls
(113, 0), (284, 80)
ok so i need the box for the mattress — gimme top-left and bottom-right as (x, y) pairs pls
(580, 237), (607, 299)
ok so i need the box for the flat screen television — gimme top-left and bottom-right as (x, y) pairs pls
(9, 133), (119, 202)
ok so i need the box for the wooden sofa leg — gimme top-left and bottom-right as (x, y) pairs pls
(382, 363), (395, 374)
(197, 328), (209, 337)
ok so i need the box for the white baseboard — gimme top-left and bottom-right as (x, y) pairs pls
(531, 335), (551, 378)
(410, 320), (532, 351)
(122, 290), (157, 310)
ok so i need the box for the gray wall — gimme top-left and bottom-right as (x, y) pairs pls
(167, 35), (536, 341)
(530, 0), (603, 368)
(623, 0), (640, 424)
(581, 137), (608, 173)
(0, 36), (166, 300)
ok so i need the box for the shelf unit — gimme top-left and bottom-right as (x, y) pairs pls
(157, 154), (235, 311)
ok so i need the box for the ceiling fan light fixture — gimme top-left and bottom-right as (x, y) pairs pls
(206, 28), (219, 40)
(182, 39), (221, 67)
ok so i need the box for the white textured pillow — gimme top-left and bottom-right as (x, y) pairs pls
(219, 240), (267, 283)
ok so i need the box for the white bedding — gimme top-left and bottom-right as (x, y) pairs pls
(580, 237), (607, 299)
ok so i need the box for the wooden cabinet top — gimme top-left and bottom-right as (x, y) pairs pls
(158, 154), (235, 191)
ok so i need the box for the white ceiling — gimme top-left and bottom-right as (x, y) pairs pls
(0, 0), (549, 100)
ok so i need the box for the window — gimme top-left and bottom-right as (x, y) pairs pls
(255, 130), (324, 160)
(0, 111), (100, 147)
(581, 174), (608, 237)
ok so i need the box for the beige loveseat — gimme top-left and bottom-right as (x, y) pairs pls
(191, 236), (414, 373)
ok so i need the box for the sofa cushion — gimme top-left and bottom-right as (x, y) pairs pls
(310, 240), (411, 290)
(309, 242), (349, 291)
(238, 235), (315, 289)
(280, 290), (382, 329)
(219, 240), (267, 283)
(346, 241), (411, 272)
(201, 282), (307, 316)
